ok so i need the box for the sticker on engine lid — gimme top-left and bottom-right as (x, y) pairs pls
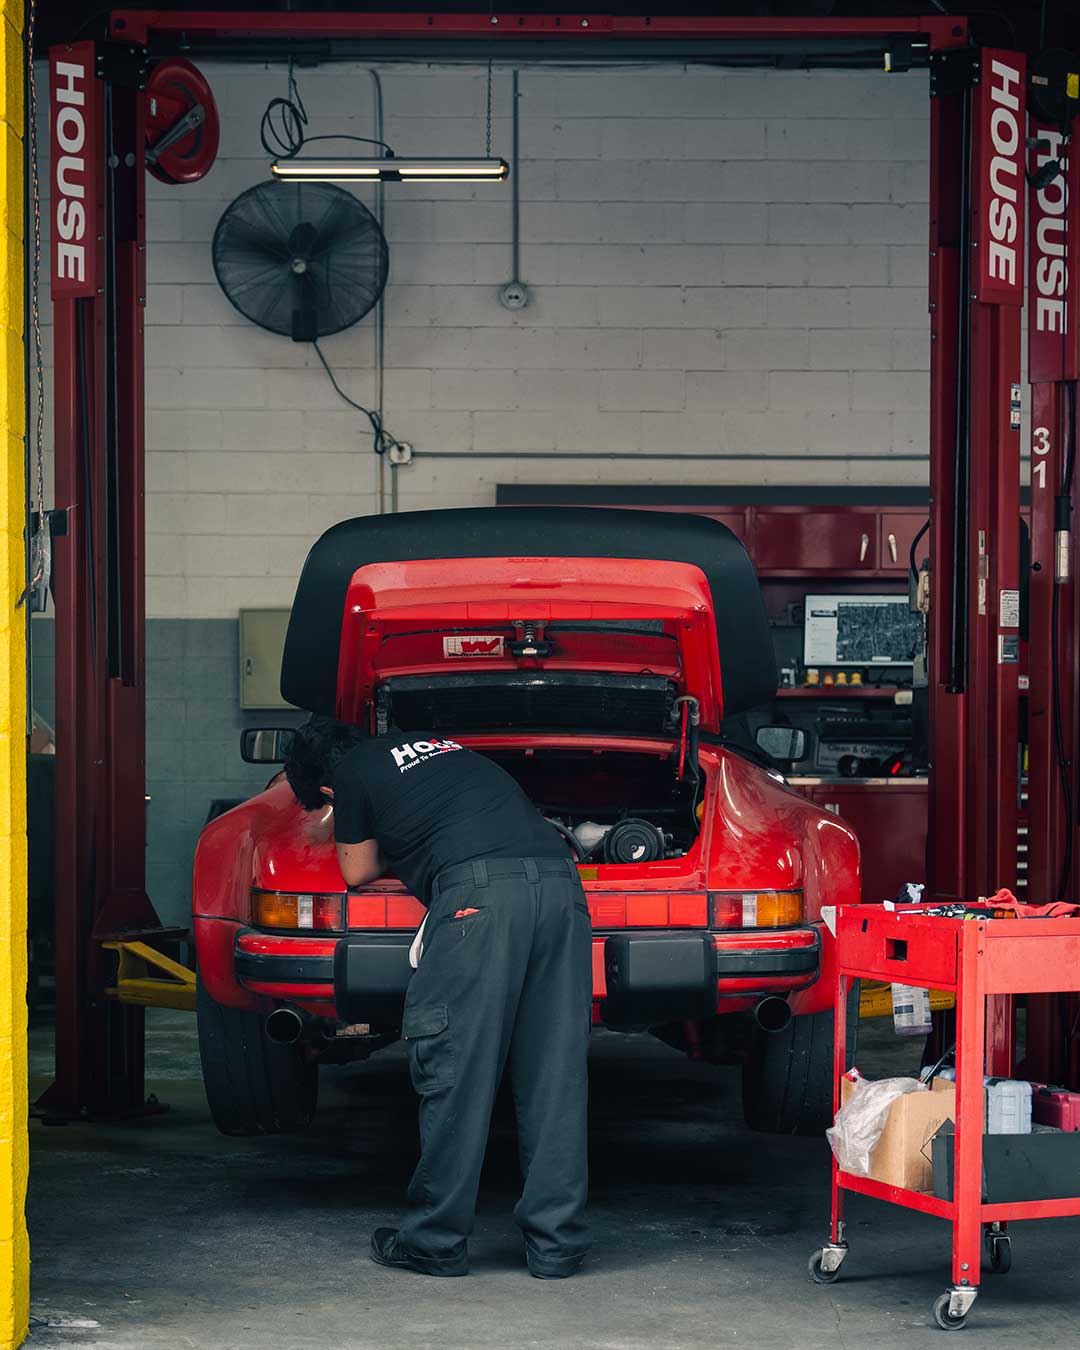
(443, 635), (505, 658)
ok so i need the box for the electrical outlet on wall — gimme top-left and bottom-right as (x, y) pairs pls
(499, 281), (529, 310)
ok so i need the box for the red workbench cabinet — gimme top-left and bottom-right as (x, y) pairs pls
(810, 905), (1080, 1331)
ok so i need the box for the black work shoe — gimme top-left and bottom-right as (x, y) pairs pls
(370, 1227), (468, 1277)
(525, 1245), (587, 1280)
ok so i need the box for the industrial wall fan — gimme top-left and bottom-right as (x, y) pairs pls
(212, 181), (389, 341)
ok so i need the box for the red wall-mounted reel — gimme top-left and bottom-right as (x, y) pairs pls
(145, 58), (220, 184)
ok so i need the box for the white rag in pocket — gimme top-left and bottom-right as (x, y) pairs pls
(409, 912), (428, 970)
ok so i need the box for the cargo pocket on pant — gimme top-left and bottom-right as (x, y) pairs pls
(403, 1003), (455, 1092)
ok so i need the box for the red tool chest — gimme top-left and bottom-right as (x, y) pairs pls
(1031, 1085), (1080, 1133)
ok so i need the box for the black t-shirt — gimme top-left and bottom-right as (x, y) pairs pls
(331, 733), (567, 904)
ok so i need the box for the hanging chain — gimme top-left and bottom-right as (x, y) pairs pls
(484, 58), (493, 157)
(19, 0), (47, 609)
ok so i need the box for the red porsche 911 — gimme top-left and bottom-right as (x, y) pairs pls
(193, 507), (859, 1138)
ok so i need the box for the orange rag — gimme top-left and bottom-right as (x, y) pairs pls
(984, 888), (1080, 918)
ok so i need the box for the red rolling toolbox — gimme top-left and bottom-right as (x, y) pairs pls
(1030, 1084), (1080, 1132)
(810, 905), (1080, 1331)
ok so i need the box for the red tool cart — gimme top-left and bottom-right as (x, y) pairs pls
(810, 905), (1080, 1330)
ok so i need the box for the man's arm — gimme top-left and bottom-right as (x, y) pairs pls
(336, 838), (386, 888)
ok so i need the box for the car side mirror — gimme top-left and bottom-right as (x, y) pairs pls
(755, 725), (807, 764)
(240, 727), (297, 764)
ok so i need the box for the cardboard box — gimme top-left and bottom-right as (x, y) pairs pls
(840, 1076), (956, 1192)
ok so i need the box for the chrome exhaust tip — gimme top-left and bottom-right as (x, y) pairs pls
(265, 1006), (306, 1045)
(753, 996), (792, 1034)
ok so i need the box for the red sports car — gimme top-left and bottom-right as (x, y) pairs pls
(193, 507), (859, 1137)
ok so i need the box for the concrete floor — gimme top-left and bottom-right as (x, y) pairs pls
(25, 1013), (1080, 1350)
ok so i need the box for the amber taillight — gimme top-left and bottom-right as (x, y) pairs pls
(251, 890), (345, 931)
(708, 890), (803, 929)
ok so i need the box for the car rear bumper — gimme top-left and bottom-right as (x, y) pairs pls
(601, 927), (820, 1023)
(234, 933), (337, 987)
(233, 924), (821, 1022)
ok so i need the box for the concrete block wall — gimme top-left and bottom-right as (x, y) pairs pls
(32, 60), (932, 619)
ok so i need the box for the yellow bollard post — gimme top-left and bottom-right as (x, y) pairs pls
(0, 0), (29, 1343)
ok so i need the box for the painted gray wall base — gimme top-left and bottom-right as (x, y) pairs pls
(30, 618), (305, 930)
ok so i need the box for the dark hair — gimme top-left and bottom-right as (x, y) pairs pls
(285, 716), (367, 811)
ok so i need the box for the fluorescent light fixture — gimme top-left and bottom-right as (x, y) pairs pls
(271, 157), (509, 183)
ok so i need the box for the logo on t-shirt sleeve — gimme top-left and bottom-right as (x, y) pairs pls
(391, 739), (463, 772)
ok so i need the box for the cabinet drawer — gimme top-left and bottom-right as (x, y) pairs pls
(880, 512), (929, 573)
(837, 910), (958, 988)
(752, 511), (878, 572)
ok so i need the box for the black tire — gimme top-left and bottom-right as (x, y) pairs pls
(196, 978), (318, 1136)
(742, 983), (859, 1136)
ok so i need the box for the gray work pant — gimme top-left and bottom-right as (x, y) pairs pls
(398, 857), (592, 1266)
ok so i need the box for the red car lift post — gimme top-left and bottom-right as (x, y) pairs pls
(44, 12), (970, 1117)
(1022, 107), (1080, 1085)
(40, 41), (171, 1119)
(927, 47), (1026, 909)
(926, 45), (1029, 1077)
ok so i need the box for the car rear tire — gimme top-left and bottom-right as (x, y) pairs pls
(741, 984), (859, 1136)
(196, 978), (318, 1136)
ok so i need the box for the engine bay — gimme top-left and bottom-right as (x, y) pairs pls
(484, 745), (703, 863)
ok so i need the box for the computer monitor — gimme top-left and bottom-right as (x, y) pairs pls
(803, 594), (919, 667)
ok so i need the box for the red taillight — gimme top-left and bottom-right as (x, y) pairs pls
(576, 892), (708, 928)
(347, 893), (426, 928)
(708, 890), (803, 929)
(251, 890), (345, 931)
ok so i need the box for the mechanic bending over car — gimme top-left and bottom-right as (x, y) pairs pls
(285, 717), (593, 1279)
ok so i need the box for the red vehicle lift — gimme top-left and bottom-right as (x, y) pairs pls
(925, 41), (1030, 1082)
(40, 39), (165, 1119)
(1022, 84), (1080, 1087)
(41, 12), (1077, 1126)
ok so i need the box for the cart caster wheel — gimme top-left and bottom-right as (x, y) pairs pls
(932, 1292), (969, 1330)
(809, 1249), (841, 1285)
(986, 1233), (1011, 1274)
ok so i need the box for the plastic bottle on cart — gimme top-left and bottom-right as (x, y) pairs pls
(936, 1068), (1033, 1133)
(984, 1078), (1032, 1134)
(890, 983), (933, 1037)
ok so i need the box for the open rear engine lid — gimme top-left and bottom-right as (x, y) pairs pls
(281, 507), (777, 730)
(334, 555), (722, 732)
